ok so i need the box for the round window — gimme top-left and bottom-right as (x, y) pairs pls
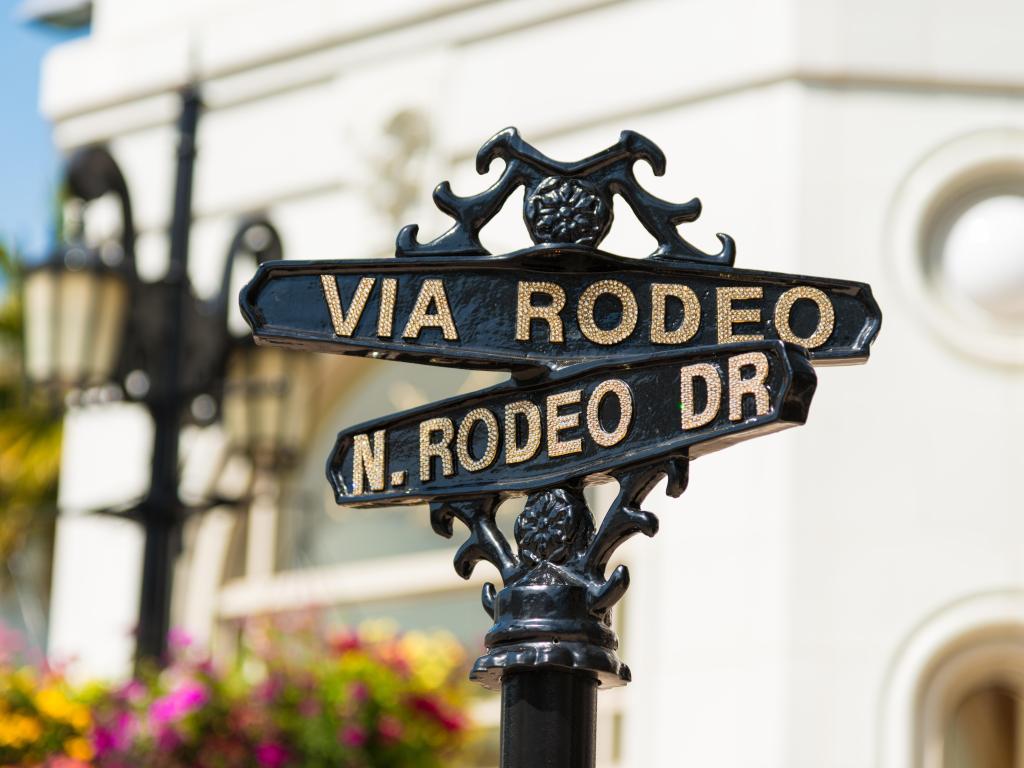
(888, 130), (1024, 366)
(928, 187), (1024, 330)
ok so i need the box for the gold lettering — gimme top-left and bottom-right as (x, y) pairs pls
(586, 379), (633, 447)
(402, 279), (459, 340)
(651, 284), (700, 344)
(321, 275), (374, 337)
(547, 389), (583, 457)
(774, 286), (835, 349)
(456, 408), (499, 472)
(716, 286), (764, 344)
(578, 279), (638, 345)
(351, 429), (386, 494)
(680, 363), (722, 430)
(505, 401), (542, 464)
(516, 282), (566, 342)
(419, 417), (455, 481)
(378, 278), (398, 337)
(728, 352), (771, 421)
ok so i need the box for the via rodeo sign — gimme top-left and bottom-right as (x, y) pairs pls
(241, 129), (880, 692)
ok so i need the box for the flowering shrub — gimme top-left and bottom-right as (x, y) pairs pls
(0, 620), (472, 767)
(0, 663), (94, 767)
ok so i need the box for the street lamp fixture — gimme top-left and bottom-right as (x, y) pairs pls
(23, 147), (133, 396)
(22, 87), (304, 663)
(221, 219), (313, 471)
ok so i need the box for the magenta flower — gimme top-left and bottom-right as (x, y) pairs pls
(155, 725), (181, 751)
(150, 680), (208, 724)
(93, 711), (136, 755)
(255, 741), (289, 768)
(340, 725), (367, 748)
(410, 694), (465, 733)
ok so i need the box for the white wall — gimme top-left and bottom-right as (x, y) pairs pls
(40, 0), (1024, 765)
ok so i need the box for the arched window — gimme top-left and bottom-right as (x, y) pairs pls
(943, 684), (1019, 768)
(917, 629), (1024, 768)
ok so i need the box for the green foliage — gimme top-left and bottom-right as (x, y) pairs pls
(0, 245), (62, 576)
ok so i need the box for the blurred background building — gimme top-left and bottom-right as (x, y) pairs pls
(7, 0), (1024, 765)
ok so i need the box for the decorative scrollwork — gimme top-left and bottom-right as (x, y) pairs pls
(396, 127), (735, 265)
(430, 456), (689, 689)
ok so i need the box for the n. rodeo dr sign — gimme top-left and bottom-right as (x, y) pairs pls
(241, 128), (879, 509)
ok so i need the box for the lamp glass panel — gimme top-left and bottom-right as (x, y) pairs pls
(56, 270), (99, 386)
(225, 346), (314, 464)
(252, 346), (286, 455)
(279, 353), (312, 456)
(23, 269), (56, 382)
(224, 350), (251, 452)
(87, 275), (128, 383)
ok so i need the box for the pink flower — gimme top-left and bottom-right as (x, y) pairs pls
(377, 716), (403, 744)
(348, 682), (369, 703)
(0, 624), (25, 663)
(150, 680), (208, 724)
(255, 676), (282, 702)
(330, 630), (361, 654)
(46, 758), (91, 768)
(167, 627), (194, 651)
(117, 679), (147, 703)
(298, 698), (320, 718)
(340, 725), (367, 748)
(255, 741), (289, 768)
(410, 695), (466, 733)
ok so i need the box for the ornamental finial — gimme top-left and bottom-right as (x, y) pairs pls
(396, 127), (736, 264)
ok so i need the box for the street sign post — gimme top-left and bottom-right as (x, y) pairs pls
(241, 127), (881, 768)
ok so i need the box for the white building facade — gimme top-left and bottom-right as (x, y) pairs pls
(39, 1), (1024, 766)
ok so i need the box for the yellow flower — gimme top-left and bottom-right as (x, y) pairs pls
(0, 713), (43, 746)
(68, 703), (91, 731)
(65, 736), (95, 761)
(398, 630), (464, 690)
(11, 667), (37, 694)
(358, 618), (399, 644)
(36, 686), (74, 721)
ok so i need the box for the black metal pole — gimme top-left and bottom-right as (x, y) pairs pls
(135, 86), (201, 665)
(500, 669), (597, 768)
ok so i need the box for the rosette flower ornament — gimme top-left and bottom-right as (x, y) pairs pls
(524, 177), (612, 247)
(514, 487), (593, 566)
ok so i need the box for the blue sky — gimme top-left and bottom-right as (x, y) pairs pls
(0, 2), (87, 258)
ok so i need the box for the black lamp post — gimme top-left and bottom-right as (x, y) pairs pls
(23, 86), (301, 664)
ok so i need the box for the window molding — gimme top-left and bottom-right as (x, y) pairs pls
(887, 127), (1024, 366)
(878, 589), (1024, 768)
(217, 548), (483, 619)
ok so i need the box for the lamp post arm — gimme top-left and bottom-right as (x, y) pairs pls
(65, 145), (136, 271)
(216, 216), (283, 319)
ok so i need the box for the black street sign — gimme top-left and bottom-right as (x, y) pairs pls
(241, 127), (881, 742)
(241, 247), (880, 373)
(327, 340), (815, 506)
